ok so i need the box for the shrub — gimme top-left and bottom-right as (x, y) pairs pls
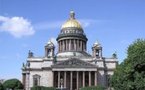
(0, 83), (3, 90)
(31, 86), (56, 90)
(80, 85), (105, 90)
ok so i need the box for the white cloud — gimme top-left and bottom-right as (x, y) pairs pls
(0, 16), (35, 38)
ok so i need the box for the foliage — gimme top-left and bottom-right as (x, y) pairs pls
(80, 85), (105, 90)
(3, 79), (23, 90)
(110, 39), (145, 90)
(0, 83), (3, 90)
(31, 86), (56, 90)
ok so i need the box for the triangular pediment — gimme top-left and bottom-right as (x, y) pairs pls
(52, 58), (97, 68)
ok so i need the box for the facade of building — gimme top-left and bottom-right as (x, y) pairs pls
(22, 11), (118, 90)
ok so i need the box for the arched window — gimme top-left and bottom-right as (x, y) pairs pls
(33, 74), (41, 86)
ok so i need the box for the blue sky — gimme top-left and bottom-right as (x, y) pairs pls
(0, 0), (145, 80)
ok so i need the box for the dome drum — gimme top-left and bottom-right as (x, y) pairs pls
(57, 37), (87, 43)
(57, 38), (87, 53)
(61, 27), (84, 34)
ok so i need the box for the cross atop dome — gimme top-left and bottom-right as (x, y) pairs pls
(70, 10), (75, 19)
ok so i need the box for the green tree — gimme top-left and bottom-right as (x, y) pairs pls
(0, 83), (3, 90)
(3, 79), (23, 90)
(110, 39), (145, 90)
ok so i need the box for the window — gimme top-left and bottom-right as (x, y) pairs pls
(33, 74), (40, 86)
(95, 50), (99, 57)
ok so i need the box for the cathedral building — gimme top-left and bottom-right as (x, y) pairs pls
(22, 11), (118, 90)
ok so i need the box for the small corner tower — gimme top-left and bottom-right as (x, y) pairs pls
(45, 40), (55, 58)
(92, 41), (102, 58)
(28, 50), (34, 58)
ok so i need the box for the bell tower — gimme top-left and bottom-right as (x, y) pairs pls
(45, 40), (55, 58)
(92, 41), (102, 58)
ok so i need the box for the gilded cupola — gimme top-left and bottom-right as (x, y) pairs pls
(61, 11), (83, 30)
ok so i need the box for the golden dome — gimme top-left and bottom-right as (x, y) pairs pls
(61, 11), (82, 29)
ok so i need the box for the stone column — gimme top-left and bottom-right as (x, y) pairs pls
(63, 40), (64, 51)
(100, 49), (102, 58)
(64, 71), (66, 88)
(61, 40), (63, 52)
(22, 73), (26, 89)
(85, 42), (86, 51)
(67, 39), (69, 51)
(82, 41), (84, 51)
(80, 40), (82, 51)
(59, 41), (61, 52)
(70, 71), (73, 90)
(83, 41), (85, 51)
(78, 40), (80, 51)
(77, 39), (79, 51)
(76, 39), (78, 51)
(66, 39), (68, 51)
(58, 41), (60, 52)
(89, 71), (91, 86)
(77, 71), (79, 90)
(95, 71), (97, 86)
(68, 39), (70, 51)
(62, 40), (64, 51)
(74, 39), (76, 51)
(83, 71), (85, 87)
(58, 71), (60, 88)
(64, 40), (66, 51)
(38, 76), (40, 86)
(26, 73), (30, 90)
(52, 71), (54, 87)
(69, 39), (71, 51)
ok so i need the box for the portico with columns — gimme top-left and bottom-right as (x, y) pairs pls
(52, 58), (98, 90)
(53, 71), (97, 90)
